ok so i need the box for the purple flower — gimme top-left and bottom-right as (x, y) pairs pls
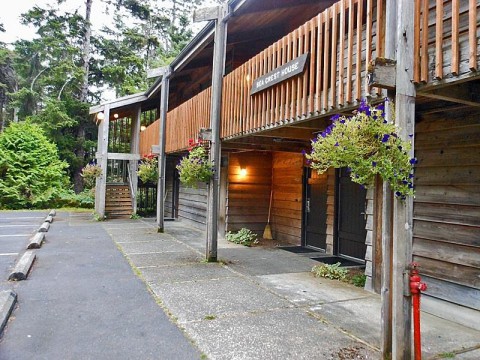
(408, 134), (414, 138)
(395, 191), (401, 197)
(312, 137), (318, 143)
(330, 114), (340, 122)
(381, 134), (390, 143)
(301, 149), (306, 155)
(409, 158), (418, 165)
(358, 99), (369, 113)
(334, 142), (339, 147)
(372, 161), (377, 167)
(340, 119), (345, 124)
(408, 173), (414, 179)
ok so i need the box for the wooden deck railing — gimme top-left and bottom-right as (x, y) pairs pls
(139, 0), (480, 155)
(414, 0), (479, 84)
(222, 0), (385, 138)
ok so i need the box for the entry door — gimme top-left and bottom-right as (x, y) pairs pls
(336, 168), (367, 260)
(303, 168), (327, 250)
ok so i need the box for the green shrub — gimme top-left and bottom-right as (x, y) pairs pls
(350, 273), (367, 287)
(225, 228), (258, 247)
(176, 145), (213, 188)
(312, 262), (349, 281)
(0, 122), (70, 209)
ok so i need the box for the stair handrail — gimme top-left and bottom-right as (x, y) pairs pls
(127, 162), (136, 201)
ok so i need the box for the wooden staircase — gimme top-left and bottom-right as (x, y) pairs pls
(105, 184), (133, 219)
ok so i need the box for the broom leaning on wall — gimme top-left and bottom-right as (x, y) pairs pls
(263, 189), (273, 239)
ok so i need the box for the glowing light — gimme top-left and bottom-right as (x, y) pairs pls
(113, 113), (119, 119)
(96, 112), (105, 120)
(245, 74), (251, 82)
(240, 168), (247, 177)
(140, 125), (147, 132)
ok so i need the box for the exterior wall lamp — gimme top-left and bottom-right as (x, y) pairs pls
(240, 167), (247, 177)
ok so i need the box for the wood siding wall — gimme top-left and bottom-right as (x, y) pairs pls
(227, 152), (272, 235)
(271, 153), (304, 245)
(139, 119), (159, 156)
(177, 183), (208, 230)
(326, 168), (336, 254)
(413, 112), (480, 311)
(414, 0), (480, 84)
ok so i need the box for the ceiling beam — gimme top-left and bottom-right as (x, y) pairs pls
(418, 82), (480, 107)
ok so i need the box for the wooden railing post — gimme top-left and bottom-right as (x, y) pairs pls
(95, 104), (110, 218)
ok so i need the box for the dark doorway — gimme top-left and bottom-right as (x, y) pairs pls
(303, 167), (328, 250)
(336, 168), (367, 261)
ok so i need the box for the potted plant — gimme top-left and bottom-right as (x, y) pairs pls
(304, 99), (416, 199)
(137, 154), (158, 185)
(80, 163), (102, 189)
(176, 139), (214, 188)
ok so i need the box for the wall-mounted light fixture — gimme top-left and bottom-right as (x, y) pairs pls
(113, 113), (119, 119)
(96, 112), (105, 120)
(140, 125), (147, 132)
(245, 74), (251, 82)
(240, 167), (247, 177)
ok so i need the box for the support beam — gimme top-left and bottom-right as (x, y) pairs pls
(130, 106), (141, 214)
(392, 1), (415, 358)
(418, 82), (480, 107)
(95, 104), (110, 218)
(381, 1), (397, 358)
(197, 3), (229, 262)
(156, 67), (172, 233)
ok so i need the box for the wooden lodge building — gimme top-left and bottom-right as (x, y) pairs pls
(89, 0), (480, 344)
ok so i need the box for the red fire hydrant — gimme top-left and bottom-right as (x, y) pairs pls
(410, 262), (428, 360)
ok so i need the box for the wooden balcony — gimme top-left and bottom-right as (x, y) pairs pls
(139, 0), (480, 155)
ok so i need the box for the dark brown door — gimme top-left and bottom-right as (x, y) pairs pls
(336, 168), (367, 260)
(303, 168), (327, 250)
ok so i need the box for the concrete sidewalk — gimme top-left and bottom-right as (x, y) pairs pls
(104, 217), (480, 360)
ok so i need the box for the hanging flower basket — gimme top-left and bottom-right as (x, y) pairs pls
(304, 99), (416, 199)
(137, 154), (158, 185)
(176, 139), (214, 188)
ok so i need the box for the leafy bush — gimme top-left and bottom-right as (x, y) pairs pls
(81, 163), (102, 188)
(350, 273), (367, 287)
(137, 154), (158, 184)
(312, 262), (349, 281)
(225, 228), (259, 247)
(305, 99), (415, 199)
(0, 122), (70, 209)
(176, 142), (213, 188)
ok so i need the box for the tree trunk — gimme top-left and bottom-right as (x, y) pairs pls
(74, 0), (93, 193)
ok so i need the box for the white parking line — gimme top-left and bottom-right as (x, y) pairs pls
(0, 253), (18, 256)
(1, 217), (45, 220)
(0, 225), (36, 228)
(0, 234), (31, 237)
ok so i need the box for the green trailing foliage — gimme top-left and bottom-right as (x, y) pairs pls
(176, 143), (213, 188)
(225, 228), (259, 247)
(80, 163), (102, 189)
(137, 154), (158, 184)
(0, 122), (69, 209)
(305, 99), (416, 199)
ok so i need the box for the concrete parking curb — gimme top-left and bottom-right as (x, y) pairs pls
(8, 250), (36, 281)
(0, 290), (17, 336)
(27, 232), (45, 249)
(38, 222), (50, 232)
(49, 209), (56, 217)
(45, 215), (54, 223)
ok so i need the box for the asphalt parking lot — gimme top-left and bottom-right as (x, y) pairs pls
(0, 211), (48, 287)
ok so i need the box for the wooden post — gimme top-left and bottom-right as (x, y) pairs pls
(95, 104), (110, 218)
(194, 4), (230, 262)
(392, 0), (415, 358)
(381, 1), (396, 358)
(156, 67), (171, 233)
(130, 105), (141, 214)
